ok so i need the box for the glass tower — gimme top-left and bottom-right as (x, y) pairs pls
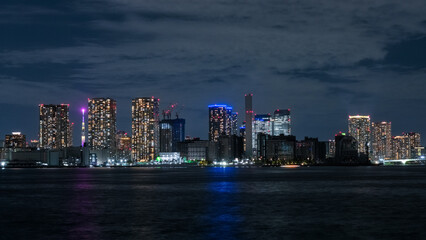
(272, 109), (291, 136)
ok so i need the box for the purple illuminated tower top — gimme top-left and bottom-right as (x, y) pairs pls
(81, 108), (86, 147)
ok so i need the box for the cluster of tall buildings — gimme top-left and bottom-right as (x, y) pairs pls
(344, 116), (423, 161)
(0, 93), (424, 167)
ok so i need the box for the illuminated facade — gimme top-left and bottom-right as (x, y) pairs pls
(5, 132), (26, 149)
(392, 132), (422, 159)
(348, 115), (371, 155)
(116, 130), (131, 151)
(405, 132), (421, 149)
(87, 98), (117, 150)
(253, 114), (272, 156)
(39, 104), (72, 149)
(116, 130), (131, 160)
(231, 112), (239, 136)
(208, 104), (233, 142)
(245, 94), (253, 157)
(371, 121), (392, 160)
(392, 135), (410, 160)
(272, 109), (291, 136)
(132, 97), (160, 162)
(405, 132), (422, 158)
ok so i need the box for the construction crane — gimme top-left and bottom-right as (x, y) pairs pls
(162, 103), (184, 120)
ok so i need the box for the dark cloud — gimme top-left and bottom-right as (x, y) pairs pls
(0, 0), (425, 145)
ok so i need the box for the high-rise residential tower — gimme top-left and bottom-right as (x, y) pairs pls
(245, 94), (253, 157)
(405, 132), (421, 149)
(132, 97), (160, 162)
(253, 114), (272, 156)
(272, 109), (291, 136)
(392, 132), (422, 159)
(392, 135), (410, 160)
(348, 115), (371, 155)
(208, 104), (233, 142)
(87, 98), (117, 150)
(404, 132), (423, 158)
(371, 121), (392, 160)
(39, 104), (72, 149)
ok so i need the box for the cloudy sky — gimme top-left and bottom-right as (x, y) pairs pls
(1, 0), (425, 145)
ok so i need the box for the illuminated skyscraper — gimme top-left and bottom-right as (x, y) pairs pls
(396, 132), (422, 159)
(371, 121), (392, 160)
(5, 132), (26, 149)
(348, 115), (371, 155)
(253, 114), (272, 156)
(231, 112), (239, 136)
(132, 97), (160, 162)
(245, 94), (253, 157)
(405, 132), (421, 149)
(208, 104), (233, 142)
(39, 104), (72, 149)
(392, 135), (410, 160)
(272, 109), (291, 136)
(87, 98), (117, 150)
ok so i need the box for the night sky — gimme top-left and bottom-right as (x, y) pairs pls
(1, 0), (425, 145)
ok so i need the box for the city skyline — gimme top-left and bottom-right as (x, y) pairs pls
(1, 0), (426, 146)
(1, 96), (425, 147)
(1, 2), (426, 239)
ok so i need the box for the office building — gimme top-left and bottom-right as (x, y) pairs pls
(371, 121), (392, 160)
(39, 104), (72, 149)
(253, 114), (272, 156)
(296, 137), (321, 164)
(159, 117), (185, 152)
(257, 133), (296, 165)
(87, 98), (117, 150)
(218, 135), (244, 161)
(348, 115), (370, 155)
(231, 112), (239, 136)
(132, 97), (160, 162)
(272, 109), (291, 136)
(178, 139), (217, 162)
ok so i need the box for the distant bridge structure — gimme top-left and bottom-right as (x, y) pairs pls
(383, 158), (426, 165)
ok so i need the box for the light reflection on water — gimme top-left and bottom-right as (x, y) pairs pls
(68, 169), (99, 240)
(0, 167), (425, 239)
(205, 167), (242, 240)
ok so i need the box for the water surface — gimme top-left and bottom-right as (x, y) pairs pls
(1, 167), (425, 239)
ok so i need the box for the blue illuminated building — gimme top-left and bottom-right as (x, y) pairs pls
(160, 118), (186, 152)
(209, 104), (233, 142)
